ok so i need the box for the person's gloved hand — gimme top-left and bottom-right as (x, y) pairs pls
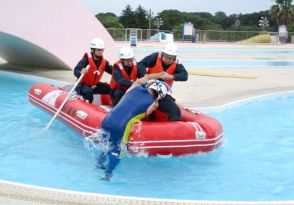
(161, 72), (174, 80)
(80, 67), (88, 75)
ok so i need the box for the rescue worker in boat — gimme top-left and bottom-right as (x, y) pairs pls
(110, 47), (141, 106)
(137, 43), (188, 121)
(74, 38), (112, 103)
(97, 72), (170, 181)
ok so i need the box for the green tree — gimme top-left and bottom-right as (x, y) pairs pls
(184, 15), (221, 30)
(120, 5), (137, 28)
(270, 0), (294, 26)
(134, 5), (148, 29)
(212, 12), (230, 29)
(158, 10), (184, 31)
(119, 5), (149, 28)
(190, 12), (213, 20)
(98, 6), (280, 33)
(96, 13), (123, 28)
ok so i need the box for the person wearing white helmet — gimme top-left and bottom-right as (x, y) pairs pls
(137, 42), (188, 121)
(97, 72), (170, 181)
(73, 38), (112, 103)
(110, 47), (140, 106)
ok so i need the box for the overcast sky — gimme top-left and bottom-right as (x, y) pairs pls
(79, 0), (273, 16)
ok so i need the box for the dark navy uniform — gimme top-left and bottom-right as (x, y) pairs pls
(98, 85), (154, 177)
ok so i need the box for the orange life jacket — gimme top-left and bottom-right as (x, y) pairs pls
(146, 52), (177, 87)
(110, 60), (138, 91)
(80, 52), (106, 86)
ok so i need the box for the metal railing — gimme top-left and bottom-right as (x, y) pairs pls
(107, 28), (162, 42)
(106, 28), (294, 43)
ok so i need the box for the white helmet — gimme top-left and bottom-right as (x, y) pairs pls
(119, 47), (134, 59)
(149, 81), (169, 99)
(90, 38), (105, 49)
(162, 43), (178, 56)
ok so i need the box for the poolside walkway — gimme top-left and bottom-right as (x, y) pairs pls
(1, 42), (294, 108)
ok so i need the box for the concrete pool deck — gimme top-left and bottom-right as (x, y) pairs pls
(1, 42), (294, 108)
(1, 42), (294, 204)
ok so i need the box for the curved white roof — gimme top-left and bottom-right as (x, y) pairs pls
(0, 0), (116, 69)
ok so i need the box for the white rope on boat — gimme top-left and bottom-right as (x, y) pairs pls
(188, 122), (207, 140)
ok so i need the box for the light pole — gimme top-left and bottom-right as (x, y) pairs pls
(154, 18), (163, 31)
(146, 9), (153, 39)
(235, 18), (240, 30)
(258, 16), (269, 31)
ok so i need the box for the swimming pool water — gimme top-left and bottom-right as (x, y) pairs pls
(130, 47), (294, 68)
(0, 70), (294, 201)
(131, 47), (294, 54)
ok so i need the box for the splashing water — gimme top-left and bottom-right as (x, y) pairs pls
(127, 121), (149, 157)
(131, 121), (143, 137)
(83, 122), (149, 158)
(83, 129), (111, 157)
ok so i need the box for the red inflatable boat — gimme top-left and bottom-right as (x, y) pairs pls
(28, 82), (223, 156)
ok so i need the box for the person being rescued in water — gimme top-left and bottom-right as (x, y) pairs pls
(73, 38), (112, 103)
(97, 72), (170, 181)
(110, 47), (143, 106)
